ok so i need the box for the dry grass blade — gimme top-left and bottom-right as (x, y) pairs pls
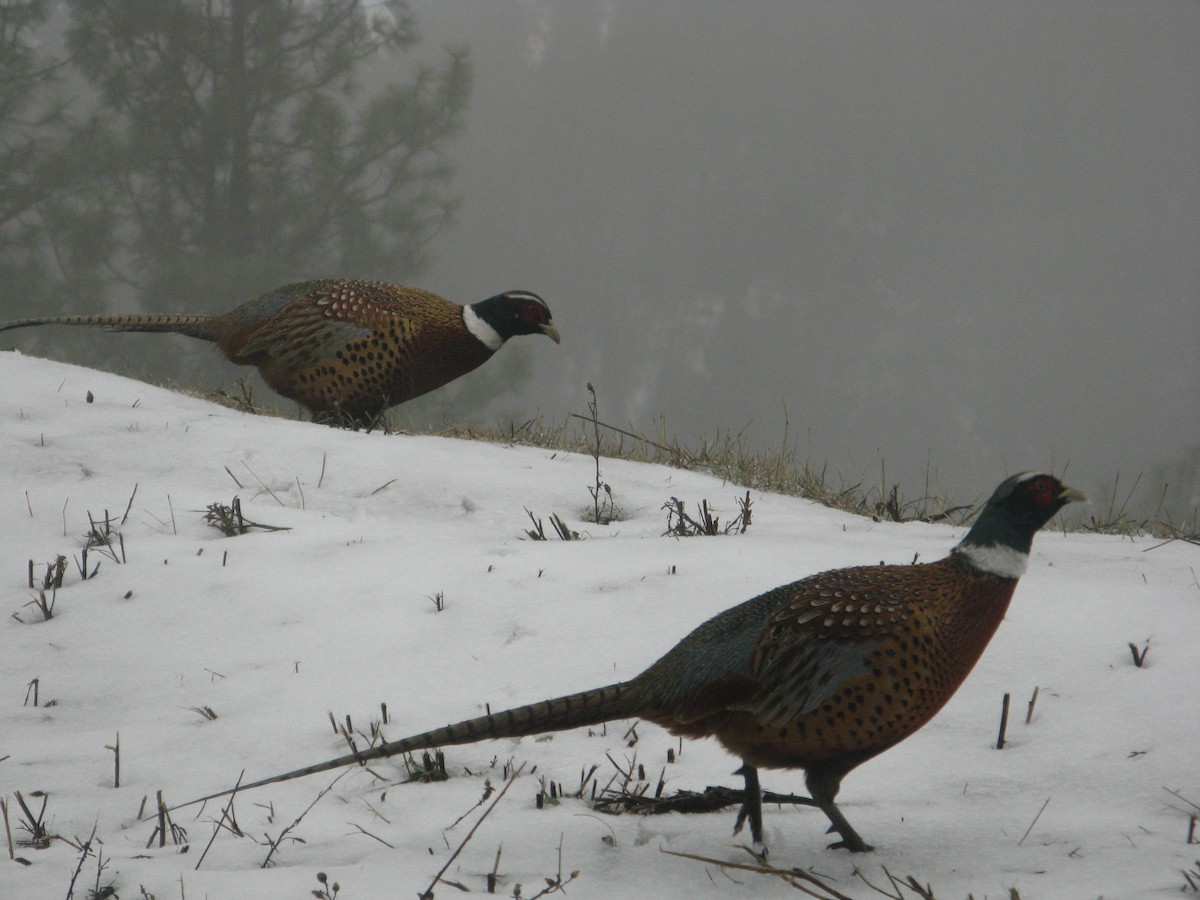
(240, 459), (286, 507)
(436, 410), (1184, 535)
(523, 509), (581, 541)
(549, 512), (581, 540)
(260, 773), (347, 868)
(402, 750), (448, 783)
(996, 692), (1011, 750)
(419, 762), (526, 899)
(1024, 686), (1040, 725)
(349, 822), (395, 848)
(662, 496), (720, 536)
(521, 831), (580, 899)
(524, 508), (549, 540)
(445, 779), (497, 831)
(566, 411), (684, 461)
(194, 771), (245, 871)
(1143, 523), (1200, 551)
(13, 790), (51, 849)
(23, 586), (57, 621)
(203, 496), (290, 536)
(41, 555), (67, 590)
(63, 821), (98, 900)
(853, 864), (938, 899)
(1, 797), (15, 861)
(1018, 796), (1051, 846)
(186, 380), (275, 417)
(146, 791), (188, 848)
(593, 782), (817, 817)
(83, 508), (125, 563)
(1165, 787), (1200, 814)
(660, 847), (855, 898)
(1128, 640), (1150, 667)
(663, 492), (753, 537)
(578, 383), (622, 524)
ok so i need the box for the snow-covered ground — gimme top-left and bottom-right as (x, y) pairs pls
(2, 351), (1196, 899)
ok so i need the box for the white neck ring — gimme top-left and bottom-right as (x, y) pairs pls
(463, 306), (504, 351)
(957, 542), (1029, 579)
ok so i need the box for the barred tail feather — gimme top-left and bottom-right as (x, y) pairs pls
(169, 682), (636, 813)
(0, 314), (221, 342)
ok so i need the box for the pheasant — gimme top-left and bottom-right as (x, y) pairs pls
(175, 472), (1084, 852)
(0, 280), (560, 425)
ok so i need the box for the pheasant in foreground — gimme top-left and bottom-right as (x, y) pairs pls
(0, 280), (559, 424)
(177, 472), (1084, 852)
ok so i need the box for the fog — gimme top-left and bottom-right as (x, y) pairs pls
(406, 1), (1199, 516)
(8, 2), (1198, 518)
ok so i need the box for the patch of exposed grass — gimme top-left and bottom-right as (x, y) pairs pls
(203, 496), (291, 536)
(662, 492), (752, 537)
(181, 379), (279, 418)
(523, 509), (581, 541)
(187, 378), (1193, 538)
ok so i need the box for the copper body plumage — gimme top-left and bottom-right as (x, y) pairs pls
(177, 473), (1085, 854)
(0, 279), (560, 424)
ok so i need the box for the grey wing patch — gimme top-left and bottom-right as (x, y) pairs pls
(266, 317), (374, 368)
(749, 632), (878, 727)
(635, 591), (791, 722)
(232, 306), (374, 368)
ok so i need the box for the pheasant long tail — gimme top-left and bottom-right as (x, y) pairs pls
(170, 682), (637, 812)
(0, 313), (222, 342)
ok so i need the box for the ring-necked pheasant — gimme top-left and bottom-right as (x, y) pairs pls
(175, 472), (1084, 852)
(0, 280), (560, 425)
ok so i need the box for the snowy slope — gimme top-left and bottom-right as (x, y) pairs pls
(1, 351), (1196, 900)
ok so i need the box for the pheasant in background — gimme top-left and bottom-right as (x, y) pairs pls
(0, 280), (560, 425)
(176, 472), (1084, 852)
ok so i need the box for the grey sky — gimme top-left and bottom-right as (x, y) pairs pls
(4, 2), (1195, 518)
(406, 1), (1199, 514)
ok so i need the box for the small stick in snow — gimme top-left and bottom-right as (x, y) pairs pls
(156, 790), (166, 848)
(1, 796), (14, 860)
(63, 823), (98, 900)
(120, 482), (138, 525)
(106, 732), (120, 788)
(1024, 686), (1039, 725)
(664, 846), (854, 898)
(1018, 796), (1051, 846)
(194, 772), (245, 871)
(1128, 640), (1150, 668)
(419, 763), (526, 900)
(260, 774), (345, 868)
(487, 843), (503, 893)
(996, 692), (1011, 749)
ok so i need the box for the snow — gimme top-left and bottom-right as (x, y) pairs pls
(1, 350), (1196, 899)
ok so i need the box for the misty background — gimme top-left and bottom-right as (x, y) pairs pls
(2, 1), (1197, 521)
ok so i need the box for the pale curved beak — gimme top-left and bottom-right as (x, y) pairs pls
(540, 321), (562, 344)
(1059, 484), (1088, 505)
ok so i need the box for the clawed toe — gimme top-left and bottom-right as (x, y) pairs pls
(826, 837), (874, 853)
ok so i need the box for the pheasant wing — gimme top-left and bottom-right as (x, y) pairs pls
(748, 567), (916, 727)
(226, 280), (437, 369)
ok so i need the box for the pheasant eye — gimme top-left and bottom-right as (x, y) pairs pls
(1025, 476), (1056, 504)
